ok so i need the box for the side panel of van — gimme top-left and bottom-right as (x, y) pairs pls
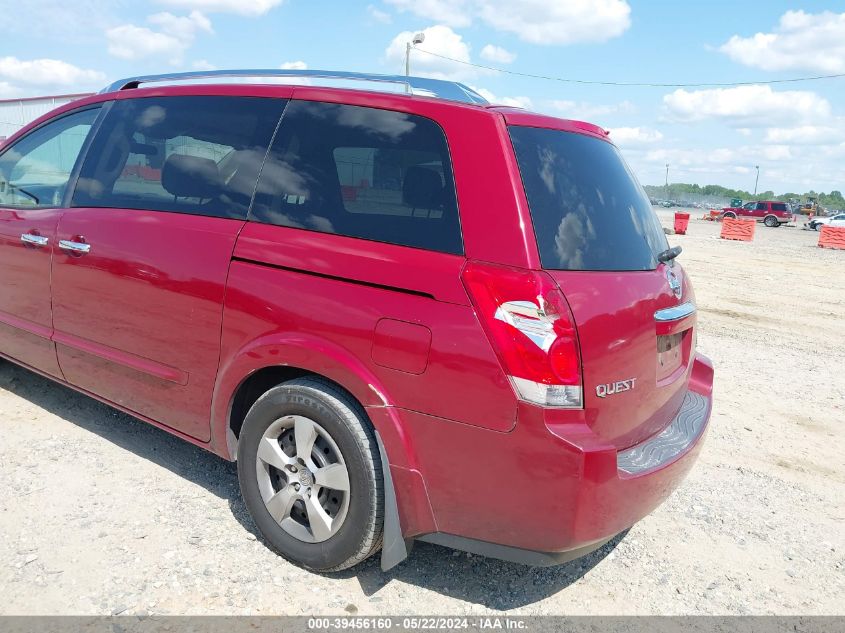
(219, 96), (520, 433)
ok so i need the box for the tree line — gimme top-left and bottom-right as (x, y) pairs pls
(644, 182), (845, 209)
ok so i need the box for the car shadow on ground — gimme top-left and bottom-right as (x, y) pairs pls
(340, 533), (626, 610)
(0, 361), (625, 610)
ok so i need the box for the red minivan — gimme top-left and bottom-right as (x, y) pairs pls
(0, 70), (713, 572)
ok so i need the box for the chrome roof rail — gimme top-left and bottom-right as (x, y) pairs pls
(100, 69), (489, 105)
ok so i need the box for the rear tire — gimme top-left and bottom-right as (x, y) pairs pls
(237, 377), (384, 572)
(764, 215), (779, 227)
(723, 212), (736, 220)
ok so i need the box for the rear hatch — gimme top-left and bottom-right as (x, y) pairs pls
(509, 125), (696, 449)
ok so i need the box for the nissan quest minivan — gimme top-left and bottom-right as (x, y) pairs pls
(0, 70), (713, 572)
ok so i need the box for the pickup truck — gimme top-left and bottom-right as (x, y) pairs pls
(721, 201), (792, 227)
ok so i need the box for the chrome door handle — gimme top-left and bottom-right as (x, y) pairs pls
(59, 240), (91, 255)
(21, 233), (49, 247)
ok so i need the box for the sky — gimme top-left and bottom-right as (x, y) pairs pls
(1, 0), (844, 194)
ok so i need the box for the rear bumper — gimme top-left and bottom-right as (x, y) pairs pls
(374, 353), (714, 565)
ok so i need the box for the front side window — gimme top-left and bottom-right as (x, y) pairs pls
(251, 100), (462, 254)
(72, 96), (285, 220)
(0, 107), (100, 208)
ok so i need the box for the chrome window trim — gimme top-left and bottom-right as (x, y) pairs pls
(654, 302), (696, 322)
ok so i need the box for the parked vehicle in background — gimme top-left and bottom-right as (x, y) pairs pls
(796, 197), (824, 216)
(721, 200), (792, 227)
(806, 213), (845, 230)
(0, 69), (713, 572)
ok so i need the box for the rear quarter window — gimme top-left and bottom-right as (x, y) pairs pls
(509, 126), (667, 271)
(772, 203), (788, 212)
(250, 100), (462, 255)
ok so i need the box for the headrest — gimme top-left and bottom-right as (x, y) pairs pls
(161, 154), (221, 199)
(402, 165), (443, 209)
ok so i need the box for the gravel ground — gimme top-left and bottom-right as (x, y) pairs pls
(1, 212), (843, 615)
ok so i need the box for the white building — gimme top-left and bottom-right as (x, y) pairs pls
(0, 93), (93, 142)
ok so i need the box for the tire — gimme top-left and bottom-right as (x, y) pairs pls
(237, 377), (384, 572)
(815, 224), (822, 231)
(723, 212), (736, 219)
(764, 215), (779, 228)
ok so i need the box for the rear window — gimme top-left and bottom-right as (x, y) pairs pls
(509, 126), (668, 271)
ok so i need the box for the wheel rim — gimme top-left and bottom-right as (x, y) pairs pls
(255, 415), (351, 543)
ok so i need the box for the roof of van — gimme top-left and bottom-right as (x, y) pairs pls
(98, 70), (612, 141)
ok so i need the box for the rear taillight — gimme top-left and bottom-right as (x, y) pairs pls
(461, 261), (582, 408)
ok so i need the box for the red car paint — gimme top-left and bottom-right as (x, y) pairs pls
(0, 80), (713, 562)
(721, 200), (792, 225)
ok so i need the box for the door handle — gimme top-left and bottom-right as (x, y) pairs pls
(21, 233), (49, 247)
(59, 239), (91, 255)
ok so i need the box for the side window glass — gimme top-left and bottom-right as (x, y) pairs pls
(251, 100), (462, 254)
(72, 96), (285, 220)
(756, 202), (767, 210)
(0, 107), (100, 208)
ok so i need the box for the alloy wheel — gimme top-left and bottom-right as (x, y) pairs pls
(255, 415), (351, 543)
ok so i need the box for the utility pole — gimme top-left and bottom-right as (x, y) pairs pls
(665, 163), (669, 199)
(754, 165), (760, 196)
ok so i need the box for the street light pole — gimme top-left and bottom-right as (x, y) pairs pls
(754, 165), (760, 196)
(405, 32), (426, 89)
(665, 163), (669, 199)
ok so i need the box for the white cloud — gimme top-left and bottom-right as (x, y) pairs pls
(385, 0), (631, 44)
(480, 44), (516, 64)
(158, 0), (283, 16)
(0, 81), (21, 98)
(476, 0), (631, 45)
(471, 87), (532, 109)
(550, 99), (635, 120)
(719, 10), (845, 73)
(280, 61), (308, 70)
(763, 125), (845, 146)
(106, 11), (213, 64)
(0, 57), (105, 86)
(149, 10), (213, 39)
(385, 0), (472, 28)
(367, 4), (392, 24)
(192, 59), (217, 70)
(385, 25), (473, 80)
(663, 85), (831, 127)
(608, 126), (663, 146)
(642, 145), (794, 170)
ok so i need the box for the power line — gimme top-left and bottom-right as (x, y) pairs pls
(414, 48), (845, 88)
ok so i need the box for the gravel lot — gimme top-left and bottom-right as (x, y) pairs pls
(1, 212), (843, 616)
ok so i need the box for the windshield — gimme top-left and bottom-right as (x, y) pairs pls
(509, 126), (668, 271)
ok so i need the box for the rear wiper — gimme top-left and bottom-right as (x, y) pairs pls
(657, 245), (682, 263)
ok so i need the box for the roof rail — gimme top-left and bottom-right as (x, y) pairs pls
(100, 69), (489, 105)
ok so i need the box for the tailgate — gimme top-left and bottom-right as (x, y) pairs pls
(549, 265), (696, 449)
